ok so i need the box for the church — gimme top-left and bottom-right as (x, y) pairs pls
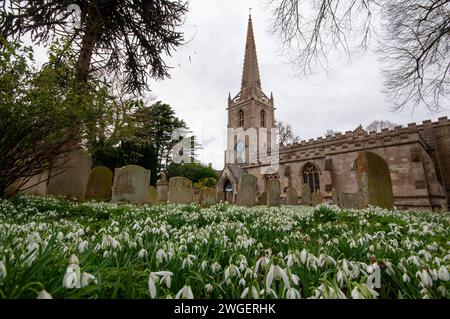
(216, 15), (450, 210)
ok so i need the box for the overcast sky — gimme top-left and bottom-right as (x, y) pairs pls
(27, 0), (449, 170)
(144, 0), (449, 169)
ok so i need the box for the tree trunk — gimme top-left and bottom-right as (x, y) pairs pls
(77, 5), (100, 82)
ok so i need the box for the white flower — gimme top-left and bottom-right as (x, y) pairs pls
(351, 284), (379, 299)
(56, 232), (64, 241)
(251, 286), (259, 299)
(156, 249), (166, 264)
(148, 273), (158, 298)
(241, 287), (249, 298)
(153, 271), (173, 288)
(300, 249), (308, 264)
(407, 256), (421, 267)
(78, 241), (88, 253)
(291, 274), (300, 286)
(416, 269), (433, 288)
(138, 249), (148, 258)
(337, 270), (346, 287)
(37, 290), (53, 299)
(175, 285), (194, 299)
(366, 263), (381, 289)
(81, 272), (97, 288)
(438, 266), (449, 281)
(205, 284), (213, 293)
(211, 262), (222, 273)
(0, 261), (6, 279)
(63, 264), (80, 289)
(286, 287), (301, 299)
(402, 273), (410, 283)
(254, 256), (270, 273)
(239, 278), (246, 286)
(266, 265), (290, 289)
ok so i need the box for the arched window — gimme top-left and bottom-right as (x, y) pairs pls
(260, 110), (266, 127)
(238, 110), (244, 127)
(302, 163), (320, 193)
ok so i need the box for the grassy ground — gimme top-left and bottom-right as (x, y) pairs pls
(0, 195), (449, 299)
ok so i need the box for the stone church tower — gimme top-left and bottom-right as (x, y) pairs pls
(226, 14), (275, 166)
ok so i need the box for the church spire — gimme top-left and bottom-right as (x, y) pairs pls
(240, 14), (262, 99)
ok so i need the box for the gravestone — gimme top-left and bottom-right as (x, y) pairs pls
(337, 192), (363, 209)
(47, 148), (92, 201)
(302, 183), (312, 206)
(5, 170), (49, 197)
(111, 165), (150, 204)
(85, 166), (113, 201)
(236, 174), (257, 207)
(258, 191), (267, 205)
(267, 179), (281, 206)
(355, 151), (394, 209)
(200, 188), (216, 207)
(156, 173), (169, 202)
(332, 189), (338, 205)
(148, 186), (160, 203)
(312, 190), (323, 206)
(286, 188), (298, 205)
(168, 177), (193, 204)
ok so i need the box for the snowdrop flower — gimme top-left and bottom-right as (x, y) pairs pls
(211, 262), (222, 273)
(148, 273), (158, 298)
(205, 284), (213, 293)
(351, 284), (379, 299)
(0, 261), (6, 279)
(438, 266), (449, 281)
(37, 290), (53, 299)
(291, 274), (300, 286)
(156, 249), (166, 264)
(313, 283), (346, 299)
(63, 264), (80, 289)
(300, 249), (308, 264)
(239, 278), (246, 286)
(366, 263), (381, 289)
(241, 287), (249, 299)
(81, 272), (97, 288)
(153, 271), (173, 288)
(181, 255), (196, 269)
(266, 265), (290, 289)
(201, 260), (208, 271)
(56, 232), (64, 241)
(138, 249), (148, 258)
(175, 285), (194, 299)
(254, 256), (270, 273)
(416, 270), (433, 288)
(77, 241), (88, 253)
(286, 288), (301, 299)
(337, 270), (346, 288)
(407, 256), (421, 267)
(402, 273), (410, 283)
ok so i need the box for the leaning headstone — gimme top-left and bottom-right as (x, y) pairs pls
(286, 188), (298, 205)
(355, 151), (394, 209)
(85, 166), (113, 201)
(200, 188), (216, 207)
(168, 177), (193, 204)
(258, 191), (267, 205)
(156, 173), (169, 202)
(302, 183), (312, 206)
(312, 191), (323, 206)
(111, 165), (150, 204)
(47, 148), (92, 202)
(267, 179), (281, 206)
(236, 174), (257, 207)
(5, 170), (49, 197)
(148, 186), (160, 203)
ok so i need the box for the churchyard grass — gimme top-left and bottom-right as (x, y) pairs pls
(0, 195), (449, 299)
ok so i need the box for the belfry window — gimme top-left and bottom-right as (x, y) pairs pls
(302, 163), (320, 193)
(261, 110), (266, 127)
(238, 110), (244, 127)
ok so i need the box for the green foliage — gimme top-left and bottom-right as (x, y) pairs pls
(194, 177), (217, 189)
(313, 204), (338, 223)
(167, 163), (218, 184)
(0, 39), (83, 197)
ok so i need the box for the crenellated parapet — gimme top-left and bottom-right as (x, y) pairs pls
(279, 116), (450, 163)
